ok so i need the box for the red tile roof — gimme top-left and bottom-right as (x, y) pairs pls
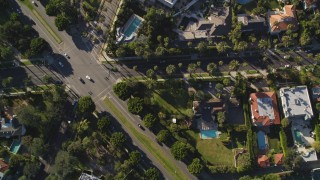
(258, 155), (270, 168)
(0, 159), (9, 173)
(270, 5), (298, 33)
(250, 92), (281, 126)
(274, 153), (284, 165)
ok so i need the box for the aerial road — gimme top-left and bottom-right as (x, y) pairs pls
(13, 0), (197, 179)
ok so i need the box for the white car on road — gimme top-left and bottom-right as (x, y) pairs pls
(64, 53), (70, 59)
(85, 75), (91, 80)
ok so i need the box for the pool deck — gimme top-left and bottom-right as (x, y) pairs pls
(117, 14), (144, 43)
(291, 119), (317, 161)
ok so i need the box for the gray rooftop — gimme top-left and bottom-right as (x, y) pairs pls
(279, 86), (313, 120)
(257, 97), (275, 120)
(0, 118), (25, 138)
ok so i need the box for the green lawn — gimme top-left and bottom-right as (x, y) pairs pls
(186, 130), (234, 166)
(269, 138), (282, 153)
(104, 97), (188, 180)
(267, 0), (281, 10)
(246, 70), (259, 74)
(151, 89), (189, 116)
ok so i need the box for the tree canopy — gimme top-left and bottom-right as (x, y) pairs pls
(143, 113), (157, 128)
(110, 132), (126, 147)
(54, 151), (78, 179)
(166, 64), (176, 76)
(29, 138), (47, 157)
(128, 97), (144, 114)
(187, 158), (203, 175)
(77, 96), (96, 116)
(156, 130), (170, 143)
(113, 82), (131, 100)
(144, 167), (160, 180)
(97, 116), (111, 131)
(171, 141), (194, 160)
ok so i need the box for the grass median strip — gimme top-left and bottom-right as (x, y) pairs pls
(104, 97), (188, 180)
(20, 0), (62, 44)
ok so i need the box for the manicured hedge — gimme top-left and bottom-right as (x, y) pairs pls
(315, 124), (320, 142)
(246, 129), (254, 160)
(279, 129), (288, 157)
(208, 165), (236, 174)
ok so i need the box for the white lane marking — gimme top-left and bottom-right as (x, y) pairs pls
(92, 86), (113, 101)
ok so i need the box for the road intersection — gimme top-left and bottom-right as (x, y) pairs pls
(13, 0), (196, 179)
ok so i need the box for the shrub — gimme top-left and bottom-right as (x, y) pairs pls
(208, 165), (236, 174)
(279, 129), (288, 157)
(315, 124), (320, 142)
(113, 82), (131, 100)
(127, 97), (144, 115)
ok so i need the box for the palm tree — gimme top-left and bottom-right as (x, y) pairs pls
(229, 60), (240, 71)
(207, 62), (217, 75)
(188, 63), (197, 76)
(258, 39), (268, 51)
(166, 64), (176, 76)
(281, 36), (291, 48)
(218, 61), (224, 66)
(216, 41), (229, 54)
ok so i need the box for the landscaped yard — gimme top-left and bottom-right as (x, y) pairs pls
(267, 0), (281, 10)
(104, 97), (188, 180)
(151, 89), (190, 116)
(269, 137), (282, 153)
(185, 130), (234, 166)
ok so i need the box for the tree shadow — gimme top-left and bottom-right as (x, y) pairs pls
(98, 111), (165, 179)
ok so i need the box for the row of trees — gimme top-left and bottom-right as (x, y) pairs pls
(0, 12), (47, 58)
(45, 0), (78, 30)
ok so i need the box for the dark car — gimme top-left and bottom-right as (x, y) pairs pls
(55, 80), (63, 84)
(138, 124), (144, 130)
(79, 77), (85, 84)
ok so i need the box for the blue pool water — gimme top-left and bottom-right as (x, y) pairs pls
(10, 140), (21, 154)
(257, 131), (266, 150)
(294, 129), (303, 144)
(237, 0), (253, 5)
(123, 17), (142, 37)
(201, 130), (217, 139)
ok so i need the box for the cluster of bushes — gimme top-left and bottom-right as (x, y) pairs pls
(279, 129), (288, 157)
(208, 165), (236, 174)
(82, 0), (99, 21)
(45, 0), (78, 30)
(239, 173), (281, 180)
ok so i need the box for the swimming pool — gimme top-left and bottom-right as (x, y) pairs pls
(10, 139), (21, 154)
(257, 131), (267, 150)
(237, 0), (253, 5)
(123, 17), (142, 37)
(201, 130), (217, 139)
(294, 129), (303, 144)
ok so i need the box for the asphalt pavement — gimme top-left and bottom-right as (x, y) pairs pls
(12, 0), (197, 179)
